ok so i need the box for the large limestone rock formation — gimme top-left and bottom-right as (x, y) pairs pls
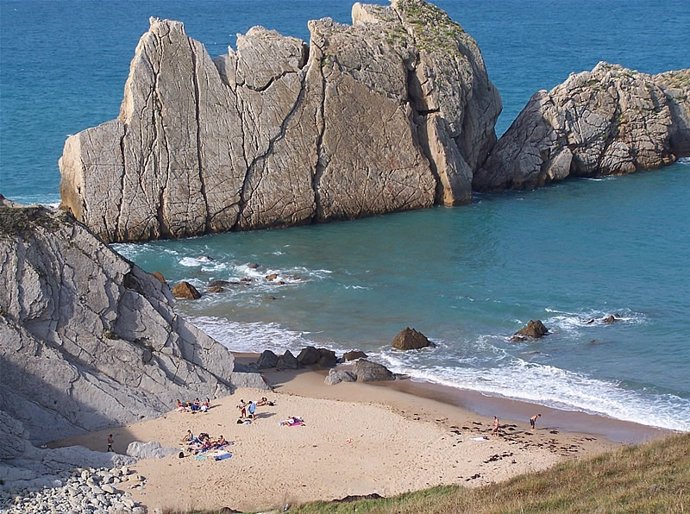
(59, 0), (501, 243)
(475, 63), (690, 191)
(0, 206), (261, 445)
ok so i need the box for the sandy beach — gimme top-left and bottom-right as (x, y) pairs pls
(52, 359), (672, 513)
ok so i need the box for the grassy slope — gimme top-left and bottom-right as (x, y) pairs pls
(292, 432), (690, 514)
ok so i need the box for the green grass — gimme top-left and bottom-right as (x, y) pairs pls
(163, 432), (689, 513)
(395, 0), (465, 53)
(291, 432), (690, 514)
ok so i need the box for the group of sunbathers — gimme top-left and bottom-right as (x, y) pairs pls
(176, 398), (210, 413)
(180, 429), (230, 454)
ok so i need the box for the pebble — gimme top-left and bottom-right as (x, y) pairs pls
(0, 466), (147, 514)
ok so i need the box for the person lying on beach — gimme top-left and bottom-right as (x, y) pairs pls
(257, 397), (275, 407)
(530, 413), (542, 429)
(280, 416), (305, 426)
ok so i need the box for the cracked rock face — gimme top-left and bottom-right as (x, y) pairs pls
(59, 0), (501, 243)
(0, 206), (236, 444)
(475, 63), (690, 191)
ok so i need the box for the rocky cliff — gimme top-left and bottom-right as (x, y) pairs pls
(0, 206), (262, 445)
(474, 63), (690, 191)
(58, 0), (501, 243)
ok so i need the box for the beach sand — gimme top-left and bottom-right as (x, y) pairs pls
(54, 362), (670, 513)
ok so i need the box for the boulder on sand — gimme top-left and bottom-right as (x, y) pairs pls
(351, 360), (395, 382)
(277, 350), (299, 370)
(257, 350), (279, 369)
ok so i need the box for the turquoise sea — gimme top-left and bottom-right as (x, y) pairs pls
(1, 1), (689, 431)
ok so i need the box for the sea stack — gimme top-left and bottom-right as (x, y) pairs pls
(474, 63), (690, 191)
(58, 0), (501, 243)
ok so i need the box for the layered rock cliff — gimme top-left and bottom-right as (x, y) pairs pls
(474, 63), (690, 191)
(0, 206), (261, 445)
(59, 0), (501, 243)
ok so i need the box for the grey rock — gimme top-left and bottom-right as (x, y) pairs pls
(229, 371), (270, 390)
(316, 348), (337, 368)
(126, 441), (178, 460)
(476, 63), (690, 191)
(0, 206), (238, 445)
(296, 346), (320, 366)
(351, 359), (395, 382)
(276, 350), (299, 370)
(59, 0), (500, 243)
(342, 350), (367, 361)
(324, 368), (357, 385)
(257, 349), (279, 369)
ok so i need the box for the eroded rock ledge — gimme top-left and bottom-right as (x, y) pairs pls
(59, 0), (501, 243)
(474, 63), (690, 191)
(0, 206), (263, 445)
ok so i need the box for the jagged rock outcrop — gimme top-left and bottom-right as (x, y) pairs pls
(475, 63), (690, 190)
(0, 206), (261, 445)
(59, 0), (501, 243)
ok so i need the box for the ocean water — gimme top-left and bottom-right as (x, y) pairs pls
(2, 1), (689, 431)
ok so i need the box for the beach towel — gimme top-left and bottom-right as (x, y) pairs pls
(213, 451), (232, 461)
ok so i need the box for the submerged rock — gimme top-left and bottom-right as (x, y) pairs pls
(59, 0), (501, 243)
(391, 327), (434, 350)
(171, 281), (202, 299)
(342, 350), (368, 361)
(475, 63), (690, 191)
(512, 320), (549, 340)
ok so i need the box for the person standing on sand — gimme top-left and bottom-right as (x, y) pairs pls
(492, 416), (500, 436)
(530, 413), (542, 429)
(238, 399), (247, 418)
(107, 434), (114, 452)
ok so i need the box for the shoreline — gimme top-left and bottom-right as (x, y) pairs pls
(237, 353), (672, 445)
(49, 357), (674, 512)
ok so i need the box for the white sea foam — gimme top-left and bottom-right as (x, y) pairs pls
(189, 316), (338, 355)
(677, 157), (690, 165)
(186, 315), (690, 431)
(541, 308), (646, 336)
(377, 355), (690, 431)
